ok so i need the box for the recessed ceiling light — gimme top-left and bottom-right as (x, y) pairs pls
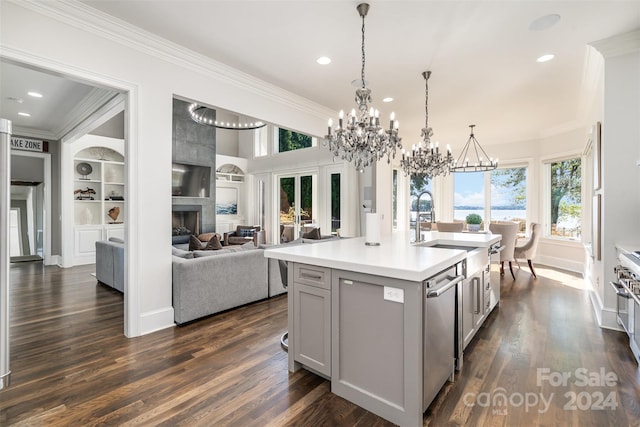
(27, 91), (43, 98)
(537, 54), (555, 63)
(316, 56), (331, 65)
(18, 112), (31, 117)
(7, 96), (24, 104)
(382, 97), (393, 103)
(529, 14), (561, 31)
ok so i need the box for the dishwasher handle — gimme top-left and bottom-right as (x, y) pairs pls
(427, 274), (464, 298)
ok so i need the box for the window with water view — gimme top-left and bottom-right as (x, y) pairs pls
(547, 158), (581, 239)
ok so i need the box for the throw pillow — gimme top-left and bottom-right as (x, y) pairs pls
(197, 232), (220, 242)
(203, 234), (223, 250)
(109, 237), (125, 244)
(238, 228), (256, 238)
(188, 235), (204, 251)
(302, 227), (321, 240)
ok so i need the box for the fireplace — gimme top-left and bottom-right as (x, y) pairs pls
(172, 205), (202, 244)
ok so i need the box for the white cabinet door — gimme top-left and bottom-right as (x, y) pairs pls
(74, 226), (103, 265)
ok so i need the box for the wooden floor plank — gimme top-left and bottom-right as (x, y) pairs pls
(1, 262), (638, 426)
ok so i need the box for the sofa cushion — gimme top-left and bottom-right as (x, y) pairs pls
(203, 234), (223, 250)
(172, 246), (194, 259)
(302, 227), (321, 240)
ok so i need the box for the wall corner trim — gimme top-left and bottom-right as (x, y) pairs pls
(589, 29), (640, 58)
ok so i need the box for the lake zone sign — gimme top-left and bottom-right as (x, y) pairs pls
(10, 137), (45, 153)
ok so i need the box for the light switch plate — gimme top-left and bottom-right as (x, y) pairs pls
(383, 286), (404, 303)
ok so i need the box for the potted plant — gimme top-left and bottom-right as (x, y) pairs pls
(465, 213), (483, 232)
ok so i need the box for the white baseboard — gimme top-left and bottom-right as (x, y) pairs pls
(588, 289), (623, 331)
(536, 255), (584, 275)
(138, 307), (175, 336)
(45, 255), (60, 266)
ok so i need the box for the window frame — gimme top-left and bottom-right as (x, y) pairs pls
(541, 152), (584, 242)
(489, 161), (531, 232)
(450, 159), (532, 231)
(273, 126), (317, 154)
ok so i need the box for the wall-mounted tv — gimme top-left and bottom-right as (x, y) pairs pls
(172, 163), (211, 198)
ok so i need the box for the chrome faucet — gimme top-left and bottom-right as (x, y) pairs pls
(415, 190), (435, 242)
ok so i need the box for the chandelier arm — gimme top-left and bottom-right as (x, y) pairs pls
(472, 136), (482, 166)
(475, 137), (493, 163)
(455, 139), (471, 167)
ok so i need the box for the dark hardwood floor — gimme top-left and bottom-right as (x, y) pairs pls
(1, 262), (639, 426)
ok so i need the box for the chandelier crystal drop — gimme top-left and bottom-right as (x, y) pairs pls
(188, 103), (266, 130)
(324, 3), (402, 172)
(450, 125), (498, 172)
(400, 71), (454, 178)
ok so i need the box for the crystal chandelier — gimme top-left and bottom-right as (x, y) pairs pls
(188, 103), (266, 130)
(400, 71), (454, 178)
(450, 125), (498, 172)
(325, 3), (402, 172)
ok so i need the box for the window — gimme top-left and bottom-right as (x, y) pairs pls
(277, 128), (315, 153)
(490, 167), (527, 232)
(454, 171), (485, 223)
(546, 157), (581, 239)
(330, 173), (341, 233)
(410, 174), (432, 232)
(254, 126), (268, 157)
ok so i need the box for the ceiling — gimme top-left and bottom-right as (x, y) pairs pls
(3, 1), (640, 148)
(0, 59), (121, 141)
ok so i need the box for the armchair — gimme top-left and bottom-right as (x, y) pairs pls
(514, 223), (542, 278)
(223, 225), (263, 246)
(489, 221), (519, 280)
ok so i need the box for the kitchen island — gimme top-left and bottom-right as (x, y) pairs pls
(264, 231), (501, 427)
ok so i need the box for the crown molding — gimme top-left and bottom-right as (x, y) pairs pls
(12, 0), (335, 121)
(11, 126), (57, 141)
(61, 92), (124, 144)
(54, 87), (118, 140)
(589, 29), (640, 58)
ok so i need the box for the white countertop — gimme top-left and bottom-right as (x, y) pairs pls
(264, 231), (501, 282)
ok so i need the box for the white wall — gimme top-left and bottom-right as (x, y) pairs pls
(589, 30), (640, 329)
(0, 1), (334, 336)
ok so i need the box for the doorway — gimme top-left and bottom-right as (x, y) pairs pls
(10, 183), (44, 262)
(10, 151), (51, 264)
(278, 172), (317, 242)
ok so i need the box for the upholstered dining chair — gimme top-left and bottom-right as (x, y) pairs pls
(435, 221), (464, 232)
(514, 222), (542, 278)
(489, 221), (519, 280)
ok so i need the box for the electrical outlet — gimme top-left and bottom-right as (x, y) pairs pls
(383, 286), (404, 303)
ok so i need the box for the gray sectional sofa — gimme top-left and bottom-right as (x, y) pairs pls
(172, 243), (271, 324)
(95, 238), (125, 293)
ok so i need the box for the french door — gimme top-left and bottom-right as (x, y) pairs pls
(278, 173), (317, 242)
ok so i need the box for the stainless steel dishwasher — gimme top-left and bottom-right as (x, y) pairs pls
(423, 263), (465, 411)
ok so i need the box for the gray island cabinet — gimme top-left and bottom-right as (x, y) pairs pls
(265, 231), (501, 426)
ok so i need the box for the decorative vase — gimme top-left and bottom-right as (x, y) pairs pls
(82, 207), (93, 225)
(468, 224), (481, 232)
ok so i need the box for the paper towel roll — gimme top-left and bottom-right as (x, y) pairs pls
(365, 212), (381, 246)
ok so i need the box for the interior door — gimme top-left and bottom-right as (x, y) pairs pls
(279, 173), (316, 242)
